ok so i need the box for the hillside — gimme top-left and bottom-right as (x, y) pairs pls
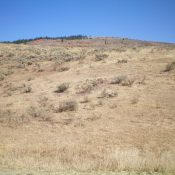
(0, 38), (175, 174)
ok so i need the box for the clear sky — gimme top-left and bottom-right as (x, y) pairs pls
(0, 0), (175, 43)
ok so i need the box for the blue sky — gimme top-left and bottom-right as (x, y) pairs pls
(0, 0), (175, 43)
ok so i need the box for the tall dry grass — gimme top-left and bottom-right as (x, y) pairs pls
(1, 144), (175, 172)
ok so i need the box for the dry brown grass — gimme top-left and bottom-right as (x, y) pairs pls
(1, 145), (175, 172)
(0, 40), (175, 173)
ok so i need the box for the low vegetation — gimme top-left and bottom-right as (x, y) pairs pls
(57, 66), (70, 72)
(0, 74), (4, 81)
(27, 105), (51, 121)
(95, 53), (108, 61)
(164, 61), (175, 72)
(0, 38), (175, 174)
(97, 89), (118, 98)
(117, 59), (127, 63)
(110, 75), (134, 86)
(55, 83), (69, 93)
(56, 100), (77, 112)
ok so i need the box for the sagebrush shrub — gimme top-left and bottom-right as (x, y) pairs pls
(57, 100), (77, 112)
(55, 83), (69, 93)
(164, 61), (175, 72)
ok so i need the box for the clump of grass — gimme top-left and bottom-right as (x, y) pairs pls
(35, 63), (44, 72)
(56, 100), (77, 112)
(76, 78), (104, 94)
(22, 85), (32, 93)
(63, 54), (74, 62)
(27, 106), (51, 121)
(27, 61), (32, 65)
(121, 78), (134, 86)
(97, 89), (118, 98)
(57, 66), (70, 72)
(38, 96), (49, 108)
(117, 59), (127, 63)
(54, 83), (69, 93)
(4, 83), (32, 95)
(52, 60), (70, 72)
(1, 68), (13, 76)
(0, 74), (4, 81)
(27, 106), (41, 118)
(0, 109), (29, 127)
(95, 53), (108, 61)
(110, 75), (127, 84)
(110, 75), (134, 87)
(164, 61), (175, 72)
(76, 83), (93, 94)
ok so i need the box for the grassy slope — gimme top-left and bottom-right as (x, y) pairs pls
(0, 39), (175, 173)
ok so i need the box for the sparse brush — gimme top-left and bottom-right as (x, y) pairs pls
(117, 59), (127, 63)
(35, 63), (44, 72)
(64, 55), (74, 62)
(27, 106), (40, 118)
(78, 50), (86, 60)
(52, 61), (65, 71)
(22, 84), (32, 93)
(76, 78), (104, 94)
(110, 75), (134, 86)
(57, 66), (70, 72)
(56, 100), (77, 112)
(0, 109), (29, 126)
(110, 75), (127, 84)
(95, 53), (108, 61)
(4, 83), (32, 94)
(164, 61), (175, 72)
(24, 86), (32, 93)
(0, 74), (4, 81)
(27, 61), (32, 65)
(27, 105), (51, 121)
(121, 78), (134, 86)
(1, 69), (13, 76)
(97, 89), (118, 98)
(38, 96), (49, 108)
(76, 83), (93, 94)
(55, 83), (69, 93)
